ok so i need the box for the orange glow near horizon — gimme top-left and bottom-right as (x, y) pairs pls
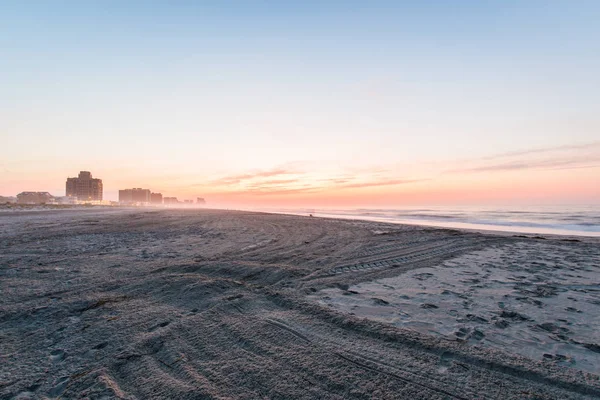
(1, 144), (599, 208)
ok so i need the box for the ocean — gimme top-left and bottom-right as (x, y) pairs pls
(265, 206), (600, 237)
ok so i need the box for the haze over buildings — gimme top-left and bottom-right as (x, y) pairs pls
(0, 169), (204, 206)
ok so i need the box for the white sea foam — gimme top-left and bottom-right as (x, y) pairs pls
(265, 205), (600, 237)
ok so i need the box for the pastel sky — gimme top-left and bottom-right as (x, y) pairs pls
(2, 1), (599, 207)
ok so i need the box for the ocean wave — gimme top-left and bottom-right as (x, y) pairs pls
(307, 207), (600, 236)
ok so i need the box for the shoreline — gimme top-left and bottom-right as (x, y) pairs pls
(261, 208), (600, 239)
(2, 202), (599, 238)
(257, 208), (600, 243)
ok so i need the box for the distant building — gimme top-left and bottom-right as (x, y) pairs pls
(151, 192), (163, 204)
(119, 188), (151, 204)
(66, 171), (103, 201)
(184, 200), (193, 204)
(118, 190), (132, 204)
(0, 196), (16, 204)
(17, 192), (54, 204)
(163, 197), (179, 205)
(196, 197), (206, 205)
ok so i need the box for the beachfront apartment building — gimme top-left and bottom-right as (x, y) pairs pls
(17, 192), (55, 204)
(66, 171), (103, 201)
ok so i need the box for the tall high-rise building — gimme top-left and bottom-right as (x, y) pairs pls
(66, 171), (103, 201)
(119, 188), (151, 204)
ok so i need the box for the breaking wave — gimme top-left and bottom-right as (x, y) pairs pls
(268, 206), (600, 237)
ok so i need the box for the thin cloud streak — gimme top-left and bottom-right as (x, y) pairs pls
(244, 177), (427, 194)
(479, 141), (600, 161)
(189, 173), (428, 196)
(196, 168), (296, 186)
(545, 164), (600, 172)
(247, 179), (300, 187)
(221, 186), (323, 196)
(338, 178), (429, 189)
(448, 155), (600, 174)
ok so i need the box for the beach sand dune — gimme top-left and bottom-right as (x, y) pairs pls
(1, 209), (599, 399)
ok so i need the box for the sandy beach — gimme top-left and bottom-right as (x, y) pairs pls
(1, 208), (599, 399)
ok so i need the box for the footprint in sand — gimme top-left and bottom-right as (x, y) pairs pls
(49, 349), (65, 362)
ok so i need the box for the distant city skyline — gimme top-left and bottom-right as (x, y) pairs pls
(1, 2), (599, 208)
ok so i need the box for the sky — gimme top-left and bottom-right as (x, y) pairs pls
(1, 1), (599, 207)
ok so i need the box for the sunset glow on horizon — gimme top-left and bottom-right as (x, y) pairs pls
(2, 2), (599, 208)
